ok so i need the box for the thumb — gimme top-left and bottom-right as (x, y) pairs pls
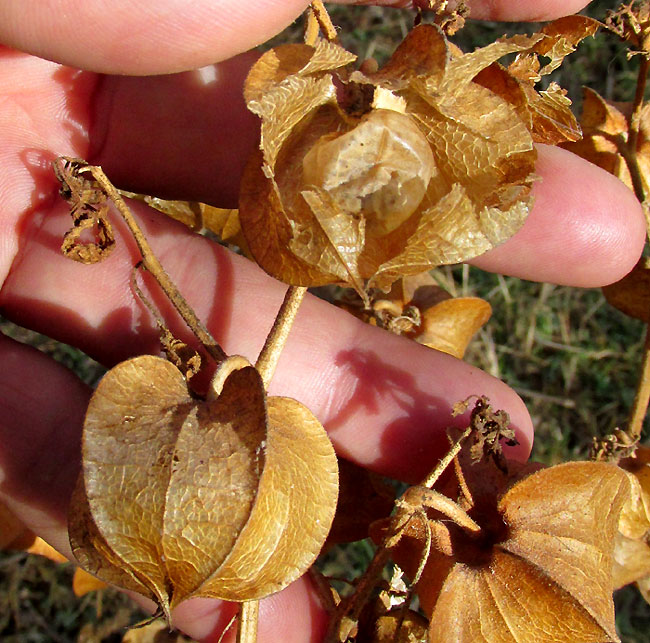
(0, 0), (312, 75)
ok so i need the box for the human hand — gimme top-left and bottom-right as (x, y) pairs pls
(0, 1), (644, 641)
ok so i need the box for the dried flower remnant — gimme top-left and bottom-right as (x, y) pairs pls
(605, 1), (650, 56)
(386, 457), (629, 642)
(239, 19), (593, 301)
(453, 394), (517, 470)
(340, 273), (491, 359)
(53, 157), (115, 263)
(391, 279), (490, 358)
(413, 1), (470, 36)
(68, 355), (338, 624)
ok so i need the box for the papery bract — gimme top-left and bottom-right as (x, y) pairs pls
(239, 20), (595, 299)
(69, 355), (338, 622)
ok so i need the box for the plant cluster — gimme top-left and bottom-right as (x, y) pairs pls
(5, 1), (650, 641)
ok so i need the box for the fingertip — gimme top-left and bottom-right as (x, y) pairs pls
(472, 145), (647, 287)
(465, 0), (591, 21)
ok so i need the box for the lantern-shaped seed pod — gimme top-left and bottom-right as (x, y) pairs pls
(239, 20), (597, 301)
(69, 355), (338, 623)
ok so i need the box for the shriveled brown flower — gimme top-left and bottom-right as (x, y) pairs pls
(605, 1), (650, 56)
(239, 19), (596, 301)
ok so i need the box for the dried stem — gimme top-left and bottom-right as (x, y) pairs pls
(231, 285), (308, 640)
(627, 324), (650, 441)
(628, 54), (649, 171)
(307, 1), (338, 43)
(84, 165), (227, 364)
(421, 426), (472, 488)
(236, 601), (259, 643)
(622, 55), (650, 444)
(324, 546), (393, 643)
(324, 426), (474, 641)
(255, 286), (308, 388)
(618, 55), (650, 206)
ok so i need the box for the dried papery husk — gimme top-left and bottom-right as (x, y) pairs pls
(383, 460), (629, 642)
(414, 297), (492, 358)
(563, 87), (650, 196)
(612, 447), (650, 601)
(240, 17), (596, 297)
(69, 354), (338, 621)
(241, 23), (585, 298)
(603, 260), (650, 322)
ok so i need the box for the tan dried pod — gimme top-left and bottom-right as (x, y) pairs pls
(69, 354), (338, 622)
(239, 19), (596, 299)
(384, 460), (629, 642)
(239, 27), (541, 300)
(414, 297), (492, 358)
(612, 447), (650, 602)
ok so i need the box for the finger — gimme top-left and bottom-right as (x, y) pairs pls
(469, 144), (647, 288)
(0, 333), (87, 555)
(173, 580), (328, 642)
(89, 52), (260, 207)
(0, 0), (592, 75)
(0, 334), (328, 642)
(1, 194), (533, 483)
(4, 47), (642, 291)
(88, 71), (645, 288)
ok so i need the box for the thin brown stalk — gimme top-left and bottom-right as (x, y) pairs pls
(622, 55), (650, 444)
(628, 55), (649, 167)
(627, 324), (650, 442)
(324, 546), (393, 643)
(84, 165), (226, 364)
(231, 285), (308, 640)
(421, 426), (472, 488)
(309, 1), (338, 42)
(255, 286), (308, 388)
(236, 601), (259, 643)
(324, 426), (474, 641)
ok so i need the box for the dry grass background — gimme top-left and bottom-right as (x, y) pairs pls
(2, 0), (650, 640)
